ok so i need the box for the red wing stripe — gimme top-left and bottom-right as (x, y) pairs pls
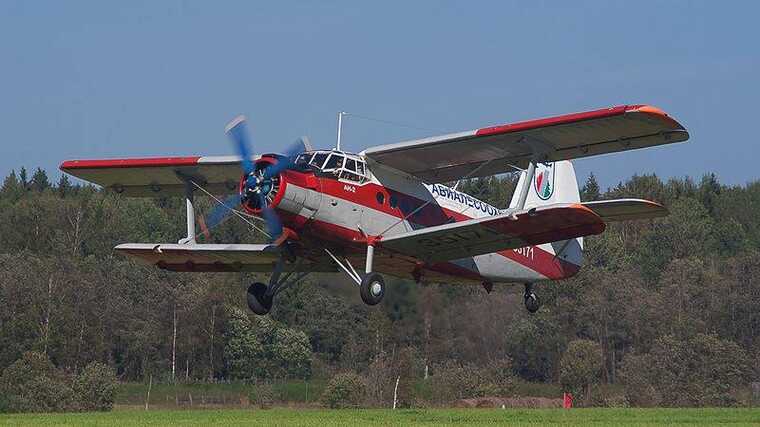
(474, 104), (684, 137)
(60, 156), (202, 170)
(475, 105), (629, 136)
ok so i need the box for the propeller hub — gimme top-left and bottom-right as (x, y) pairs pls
(239, 156), (287, 215)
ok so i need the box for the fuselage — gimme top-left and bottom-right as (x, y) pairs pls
(266, 150), (581, 286)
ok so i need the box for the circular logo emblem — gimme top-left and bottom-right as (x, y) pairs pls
(534, 162), (555, 200)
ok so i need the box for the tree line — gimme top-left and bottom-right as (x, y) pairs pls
(0, 167), (758, 407)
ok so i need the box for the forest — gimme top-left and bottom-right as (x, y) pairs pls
(0, 166), (758, 408)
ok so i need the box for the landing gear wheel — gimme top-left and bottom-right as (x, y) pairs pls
(360, 273), (385, 306)
(247, 282), (273, 315)
(523, 282), (540, 313)
(524, 292), (540, 313)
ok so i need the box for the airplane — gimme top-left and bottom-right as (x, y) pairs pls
(60, 104), (689, 315)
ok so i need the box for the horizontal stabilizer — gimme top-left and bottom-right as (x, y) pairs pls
(380, 203), (605, 263)
(581, 199), (668, 222)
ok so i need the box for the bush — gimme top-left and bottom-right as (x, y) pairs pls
(73, 362), (118, 411)
(0, 352), (77, 413)
(249, 383), (275, 409)
(321, 372), (366, 408)
(224, 306), (313, 381)
(429, 358), (516, 403)
(621, 333), (749, 407)
(619, 354), (662, 407)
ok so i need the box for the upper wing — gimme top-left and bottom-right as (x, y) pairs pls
(380, 204), (605, 263)
(115, 243), (336, 272)
(362, 105), (688, 183)
(60, 156), (249, 197)
(582, 198), (668, 222)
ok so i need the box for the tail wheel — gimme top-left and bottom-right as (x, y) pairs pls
(360, 273), (385, 306)
(524, 292), (540, 313)
(247, 282), (273, 315)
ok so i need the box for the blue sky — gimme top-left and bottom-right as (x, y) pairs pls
(1, 1), (758, 189)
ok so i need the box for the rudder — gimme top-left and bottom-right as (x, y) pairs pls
(509, 160), (584, 272)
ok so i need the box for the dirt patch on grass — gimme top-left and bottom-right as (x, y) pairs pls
(454, 396), (563, 408)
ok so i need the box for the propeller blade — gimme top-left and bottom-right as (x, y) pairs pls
(202, 195), (240, 234)
(257, 192), (283, 241)
(262, 136), (311, 180)
(225, 115), (255, 175)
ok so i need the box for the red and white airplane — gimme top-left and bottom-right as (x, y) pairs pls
(61, 105), (689, 315)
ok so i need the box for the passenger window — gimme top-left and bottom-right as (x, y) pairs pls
(345, 158), (357, 172)
(376, 192), (385, 205)
(389, 195), (398, 208)
(356, 161), (365, 176)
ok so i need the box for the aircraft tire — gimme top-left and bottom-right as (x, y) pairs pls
(524, 292), (540, 313)
(360, 273), (385, 306)
(247, 282), (273, 315)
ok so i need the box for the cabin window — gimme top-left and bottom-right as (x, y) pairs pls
(376, 192), (385, 205)
(389, 195), (398, 208)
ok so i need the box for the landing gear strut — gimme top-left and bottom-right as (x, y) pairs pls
(324, 239), (386, 307)
(524, 283), (540, 313)
(247, 253), (308, 316)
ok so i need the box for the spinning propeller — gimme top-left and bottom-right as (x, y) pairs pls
(200, 115), (309, 243)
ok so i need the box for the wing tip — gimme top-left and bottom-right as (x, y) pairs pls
(625, 104), (687, 132)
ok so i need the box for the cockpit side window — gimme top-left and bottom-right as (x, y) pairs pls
(345, 158), (357, 173)
(310, 152), (328, 169)
(323, 153), (344, 171)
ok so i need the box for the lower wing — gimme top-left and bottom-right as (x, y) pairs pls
(115, 243), (335, 272)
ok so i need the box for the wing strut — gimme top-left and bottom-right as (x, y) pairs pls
(514, 137), (553, 209)
(179, 178), (197, 245)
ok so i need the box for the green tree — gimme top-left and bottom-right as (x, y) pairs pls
(57, 174), (73, 198)
(621, 333), (749, 407)
(0, 352), (77, 413)
(31, 167), (50, 192)
(559, 339), (603, 405)
(224, 306), (264, 380)
(321, 371), (367, 408)
(581, 172), (601, 201)
(73, 362), (118, 411)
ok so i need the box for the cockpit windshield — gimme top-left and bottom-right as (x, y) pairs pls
(296, 150), (370, 183)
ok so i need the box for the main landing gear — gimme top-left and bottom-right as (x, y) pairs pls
(360, 272), (385, 305)
(524, 282), (541, 313)
(247, 251), (308, 316)
(325, 239), (386, 307)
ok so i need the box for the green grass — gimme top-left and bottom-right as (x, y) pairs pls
(2, 408), (760, 426)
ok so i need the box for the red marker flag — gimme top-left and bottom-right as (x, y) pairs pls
(563, 392), (573, 409)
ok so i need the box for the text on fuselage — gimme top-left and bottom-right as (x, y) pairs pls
(428, 184), (500, 216)
(513, 246), (535, 261)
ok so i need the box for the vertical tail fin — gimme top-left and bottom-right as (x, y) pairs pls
(509, 160), (584, 272)
(509, 160), (580, 209)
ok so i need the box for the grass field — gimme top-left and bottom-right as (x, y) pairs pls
(2, 408), (760, 426)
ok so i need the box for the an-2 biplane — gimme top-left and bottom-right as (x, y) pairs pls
(61, 105), (689, 314)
